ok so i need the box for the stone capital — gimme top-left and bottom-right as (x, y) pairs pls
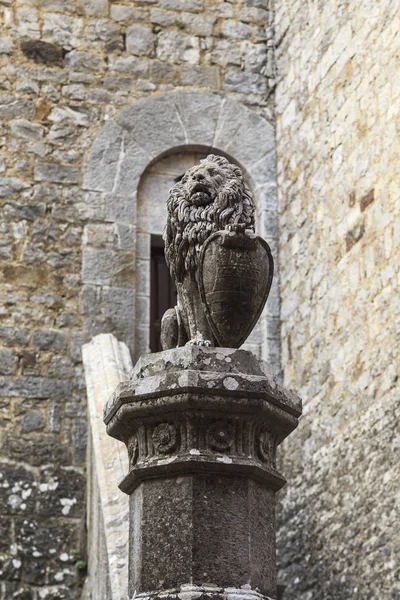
(104, 347), (301, 495)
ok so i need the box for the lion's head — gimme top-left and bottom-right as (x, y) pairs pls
(163, 154), (255, 281)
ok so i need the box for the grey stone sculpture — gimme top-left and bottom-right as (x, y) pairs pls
(161, 154), (274, 349)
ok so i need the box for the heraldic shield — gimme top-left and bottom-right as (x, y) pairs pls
(198, 229), (274, 348)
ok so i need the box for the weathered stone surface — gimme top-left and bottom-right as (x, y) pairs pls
(33, 329), (67, 351)
(0, 376), (71, 399)
(42, 13), (84, 49)
(0, 461), (37, 515)
(106, 346), (301, 599)
(10, 119), (44, 141)
(221, 19), (252, 40)
(34, 163), (80, 184)
(16, 7), (41, 38)
(0, 348), (18, 375)
(77, 0), (108, 17)
(115, 95), (187, 156)
(82, 122), (124, 192)
(0, 37), (13, 55)
(82, 333), (132, 600)
(37, 466), (85, 518)
(22, 410), (43, 432)
(161, 154), (273, 348)
(0, 0), (275, 594)
(20, 39), (64, 66)
(86, 19), (123, 53)
(0, 95), (35, 120)
(0, 177), (30, 197)
(126, 24), (155, 57)
(275, 0), (400, 597)
(224, 71), (268, 94)
(156, 31), (200, 64)
(82, 248), (135, 287)
(48, 105), (96, 127)
(65, 49), (106, 72)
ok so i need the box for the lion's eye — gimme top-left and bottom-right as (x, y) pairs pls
(208, 168), (217, 176)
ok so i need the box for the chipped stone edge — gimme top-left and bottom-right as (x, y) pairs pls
(82, 333), (133, 600)
(130, 585), (273, 600)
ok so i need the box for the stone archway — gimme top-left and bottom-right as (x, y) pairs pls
(81, 91), (279, 370)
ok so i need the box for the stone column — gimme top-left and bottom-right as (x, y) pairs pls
(104, 346), (301, 600)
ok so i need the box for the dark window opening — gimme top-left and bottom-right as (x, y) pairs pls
(150, 235), (177, 352)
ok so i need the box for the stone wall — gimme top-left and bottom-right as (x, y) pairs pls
(275, 0), (400, 597)
(0, 1), (276, 598)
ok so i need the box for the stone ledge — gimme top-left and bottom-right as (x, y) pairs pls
(130, 584), (274, 600)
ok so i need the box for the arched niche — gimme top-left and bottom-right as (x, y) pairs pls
(82, 91), (280, 371)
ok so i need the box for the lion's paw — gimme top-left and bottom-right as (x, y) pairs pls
(186, 338), (212, 347)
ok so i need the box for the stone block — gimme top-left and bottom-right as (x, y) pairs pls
(108, 55), (148, 76)
(115, 223), (136, 250)
(113, 138), (151, 196)
(82, 122), (125, 192)
(83, 223), (116, 248)
(239, 6), (269, 25)
(65, 50), (106, 73)
(126, 24), (155, 57)
(15, 517), (79, 559)
(224, 70), (267, 94)
(156, 31), (200, 65)
(248, 150), (277, 190)
(61, 83), (85, 100)
(221, 19), (252, 40)
(0, 461), (36, 515)
(150, 60), (178, 83)
(243, 41), (268, 74)
(110, 4), (147, 22)
(73, 418), (87, 465)
(210, 39), (242, 68)
(82, 247), (135, 287)
(0, 325), (30, 347)
(181, 65), (220, 88)
(47, 356), (75, 379)
(16, 7), (40, 39)
(0, 377), (72, 400)
(0, 177), (30, 197)
(115, 95), (187, 157)
(181, 12), (216, 36)
(149, 8), (176, 26)
(48, 105), (97, 127)
(214, 100), (274, 175)
(38, 466), (85, 518)
(158, 0), (204, 11)
(10, 119), (44, 141)
(0, 348), (18, 375)
(104, 193), (137, 223)
(77, 0), (108, 16)
(87, 88), (112, 104)
(42, 13), (84, 49)
(103, 286), (136, 339)
(33, 329), (68, 351)
(86, 19), (123, 53)
(0, 37), (13, 54)
(22, 410), (43, 432)
(34, 162), (80, 184)
(0, 95), (35, 120)
(21, 0), (75, 9)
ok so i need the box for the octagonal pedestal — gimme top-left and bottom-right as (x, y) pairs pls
(104, 347), (302, 600)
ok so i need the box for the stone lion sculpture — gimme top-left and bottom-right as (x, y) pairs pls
(161, 154), (256, 349)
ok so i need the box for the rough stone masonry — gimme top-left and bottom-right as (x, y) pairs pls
(275, 0), (400, 598)
(0, 1), (276, 598)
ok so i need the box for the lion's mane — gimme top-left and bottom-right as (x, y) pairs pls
(163, 155), (255, 282)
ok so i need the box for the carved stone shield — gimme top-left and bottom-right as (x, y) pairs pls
(198, 230), (274, 348)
